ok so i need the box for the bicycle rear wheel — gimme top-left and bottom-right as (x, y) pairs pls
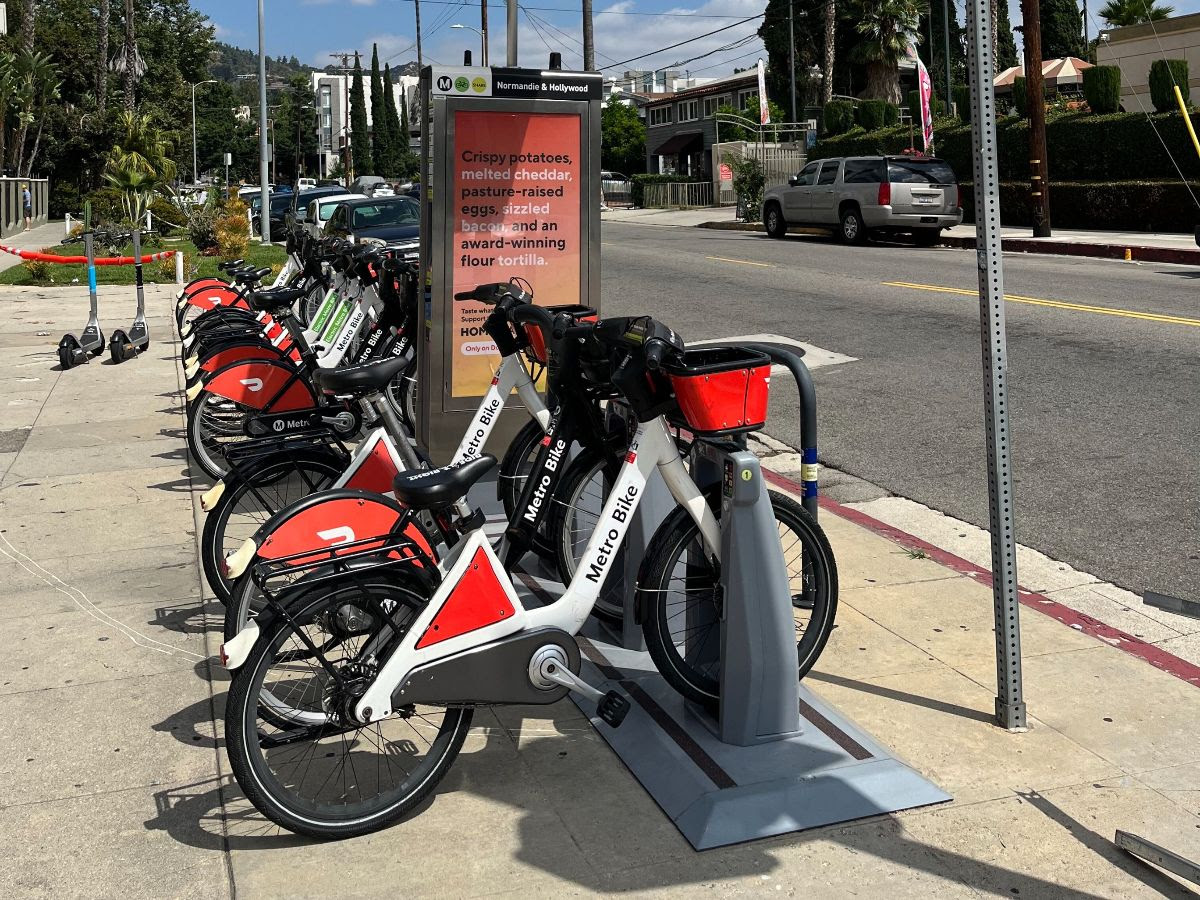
(225, 579), (472, 839)
(497, 418), (556, 563)
(638, 490), (838, 707)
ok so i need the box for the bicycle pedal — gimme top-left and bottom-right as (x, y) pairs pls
(597, 690), (630, 728)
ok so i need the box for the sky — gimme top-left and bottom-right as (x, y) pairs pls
(194, 0), (1200, 83)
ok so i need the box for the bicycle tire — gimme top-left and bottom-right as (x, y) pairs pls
(496, 417), (556, 563)
(200, 456), (343, 604)
(547, 449), (621, 623)
(225, 579), (471, 839)
(638, 490), (838, 707)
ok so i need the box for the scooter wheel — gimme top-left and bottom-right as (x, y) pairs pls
(108, 330), (130, 364)
(57, 334), (81, 370)
(90, 330), (106, 358)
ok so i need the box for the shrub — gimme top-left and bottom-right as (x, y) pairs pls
(1149, 59), (1189, 113)
(148, 195), (183, 236)
(726, 153), (765, 223)
(214, 193), (250, 260)
(857, 99), (889, 130)
(953, 85), (972, 122)
(22, 249), (55, 283)
(823, 100), (855, 136)
(153, 251), (183, 284)
(630, 173), (704, 207)
(1083, 66), (1121, 114)
(1011, 77), (1027, 117)
(956, 180), (1199, 232)
(82, 187), (125, 225)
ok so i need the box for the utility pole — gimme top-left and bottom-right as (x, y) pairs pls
(481, 0), (489, 67)
(256, 0), (270, 245)
(1020, 0), (1051, 237)
(788, 0), (797, 123)
(415, 0), (424, 68)
(583, 0), (594, 70)
(330, 53), (354, 188)
(507, 0), (518, 65)
(942, 0), (953, 108)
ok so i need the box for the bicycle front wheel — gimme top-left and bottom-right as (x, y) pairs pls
(638, 490), (838, 707)
(225, 579), (472, 839)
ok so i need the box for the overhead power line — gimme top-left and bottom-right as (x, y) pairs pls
(598, 13), (764, 71)
(388, 0), (753, 18)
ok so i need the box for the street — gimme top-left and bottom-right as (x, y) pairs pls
(601, 222), (1200, 606)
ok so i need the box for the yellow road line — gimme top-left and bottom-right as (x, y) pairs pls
(706, 255), (777, 268)
(884, 281), (1200, 328)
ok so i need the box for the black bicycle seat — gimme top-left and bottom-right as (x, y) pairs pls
(233, 266), (272, 286)
(392, 456), (497, 510)
(313, 354), (410, 397)
(248, 286), (306, 312)
(218, 259), (245, 272)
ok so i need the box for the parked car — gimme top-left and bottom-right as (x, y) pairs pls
(372, 183), (395, 197)
(286, 186), (352, 235)
(323, 195), (421, 246)
(762, 155), (961, 245)
(297, 177), (317, 191)
(303, 192), (365, 240)
(349, 174), (388, 197)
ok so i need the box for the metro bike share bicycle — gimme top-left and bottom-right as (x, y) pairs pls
(221, 307), (838, 839)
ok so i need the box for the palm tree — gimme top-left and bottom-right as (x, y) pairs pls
(110, 0), (145, 111)
(852, 0), (922, 104)
(822, 0), (835, 103)
(1099, 0), (1174, 26)
(96, 0), (110, 117)
(105, 111), (177, 223)
(21, 52), (61, 176)
(0, 53), (15, 176)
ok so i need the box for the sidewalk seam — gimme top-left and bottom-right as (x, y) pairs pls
(763, 466), (1200, 691)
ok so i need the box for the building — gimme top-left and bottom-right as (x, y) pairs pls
(311, 72), (420, 178)
(1098, 13), (1200, 111)
(642, 71), (759, 176)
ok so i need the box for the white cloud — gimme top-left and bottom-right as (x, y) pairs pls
(312, 32), (416, 69)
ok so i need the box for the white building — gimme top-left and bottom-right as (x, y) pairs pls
(312, 72), (420, 177)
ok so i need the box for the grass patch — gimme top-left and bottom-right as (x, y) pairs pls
(0, 238), (286, 287)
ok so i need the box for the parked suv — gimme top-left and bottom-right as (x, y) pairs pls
(762, 155), (962, 245)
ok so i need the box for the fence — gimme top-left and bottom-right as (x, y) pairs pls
(601, 177), (632, 207)
(0, 177), (48, 235)
(712, 141), (808, 206)
(642, 181), (714, 209)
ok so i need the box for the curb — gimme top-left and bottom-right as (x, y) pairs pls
(696, 220), (1200, 264)
(761, 466), (1200, 691)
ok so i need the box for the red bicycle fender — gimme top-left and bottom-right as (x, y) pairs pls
(181, 278), (229, 297)
(199, 343), (288, 375)
(257, 496), (435, 564)
(201, 360), (314, 411)
(184, 286), (245, 312)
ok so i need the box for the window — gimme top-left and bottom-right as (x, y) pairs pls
(648, 105), (672, 127)
(738, 90), (755, 109)
(888, 159), (957, 185)
(677, 99), (698, 122)
(319, 200), (345, 220)
(351, 198), (420, 229)
(319, 84), (333, 150)
(816, 161), (840, 185)
(793, 161), (819, 186)
(703, 96), (721, 117)
(842, 158), (883, 184)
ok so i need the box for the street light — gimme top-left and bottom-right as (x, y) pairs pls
(191, 79), (217, 184)
(451, 23), (487, 66)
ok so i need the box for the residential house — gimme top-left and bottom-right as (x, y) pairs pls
(643, 71), (759, 177)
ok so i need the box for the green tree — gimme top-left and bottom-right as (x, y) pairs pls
(104, 110), (176, 223)
(601, 98), (645, 175)
(917, 0), (966, 95)
(1099, 0), (1173, 26)
(996, 0), (1020, 70)
(397, 80), (418, 178)
(1040, 0), (1086, 59)
(713, 95), (789, 141)
(369, 44), (391, 176)
(381, 63), (404, 176)
(349, 51), (370, 177)
(851, 0), (921, 104)
(757, 0), (823, 114)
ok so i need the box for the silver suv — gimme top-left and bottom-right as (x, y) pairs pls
(762, 155), (962, 246)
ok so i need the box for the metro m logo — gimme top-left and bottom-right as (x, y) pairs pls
(316, 526), (355, 545)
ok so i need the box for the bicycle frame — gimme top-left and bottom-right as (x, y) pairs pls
(348, 415), (718, 723)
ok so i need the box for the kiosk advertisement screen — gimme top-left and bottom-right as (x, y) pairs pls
(451, 110), (582, 397)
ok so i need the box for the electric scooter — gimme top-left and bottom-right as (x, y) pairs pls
(108, 229), (151, 363)
(58, 230), (104, 369)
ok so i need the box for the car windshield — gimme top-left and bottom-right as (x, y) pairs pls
(351, 198), (420, 228)
(319, 200), (348, 219)
(888, 159), (956, 185)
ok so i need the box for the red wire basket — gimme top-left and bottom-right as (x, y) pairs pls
(665, 346), (771, 435)
(523, 304), (597, 364)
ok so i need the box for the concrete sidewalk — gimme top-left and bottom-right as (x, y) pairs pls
(606, 205), (1200, 263)
(2, 283), (1200, 896)
(0, 220), (68, 271)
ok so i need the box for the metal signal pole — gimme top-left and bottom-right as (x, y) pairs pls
(481, 0), (489, 66)
(583, 0), (594, 70)
(789, 0), (797, 123)
(507, 0), (518, 65)
(257, 0), (270, 245)
(1020, 0), (1051, 237)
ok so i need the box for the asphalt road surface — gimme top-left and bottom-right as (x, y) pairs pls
(600, 222), (1199, 605)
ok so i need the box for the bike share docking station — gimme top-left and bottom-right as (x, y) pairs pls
(417, 58), (947, 850)
(516, 348), (949, 850)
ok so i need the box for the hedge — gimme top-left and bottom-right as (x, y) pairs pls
(1083, 66), (1121, 115)
(953, 85), (971, 123)
(857, 99), (898, 130)
(630, 172), (704, 207)
(823, 99), (855, 135)
(1149, 59), (1189, 113)
(957, 180), (1199, 232)
(1012, 77), (1027, 117)
(811, 109), (1200, 182)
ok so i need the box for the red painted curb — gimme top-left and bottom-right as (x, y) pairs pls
(763, 467), (1200, 689)
(941, 234), (1200, 266)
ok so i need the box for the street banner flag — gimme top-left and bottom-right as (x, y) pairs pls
(917, 57), (934, 152)
(757, 59), (770, 125)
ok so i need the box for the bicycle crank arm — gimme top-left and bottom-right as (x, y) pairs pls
(531, 649), (630, 728)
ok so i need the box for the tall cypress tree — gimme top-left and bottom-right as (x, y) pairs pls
(918, 3), (966, 96)
(996, 1), (1020, 70)
(382, 64), (404, 177)
(1040, 0), (1086, 59)
(399, 85), (417, 178)
(349, 51), (370, 178)
(370, 44), (391, 176)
